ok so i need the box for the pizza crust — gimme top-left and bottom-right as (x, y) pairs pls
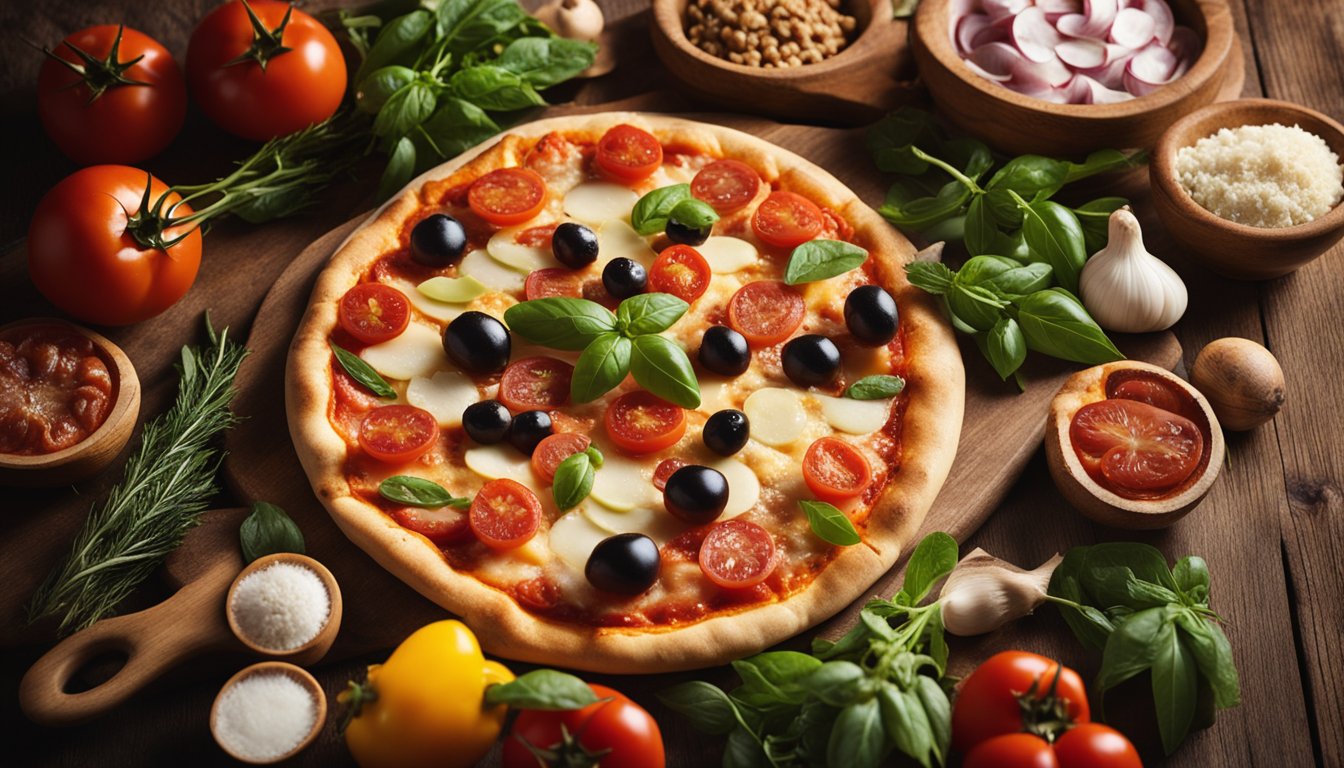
(287, 112), (964, 672)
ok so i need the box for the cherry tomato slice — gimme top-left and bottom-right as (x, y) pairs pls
(339, 283), (411, 345)
(699, 519), (778, 589)
(531, 432), (592, 484)
(691, 159), (762, 214)
(727, 281), (805, 347)
(803, 437), (873, 503)
(595, 124), (663, 183)
(1106, 369), (1195, 420)
(1070, 399), (1203, 495)
(648, 245), (712, 303)
(389, 505), (471, 545)
(359, 405), (439, 464)
(516, 223), (558, 248)
(499, 356), (574, 412)
(525, 267), (583, 300)
(653, 457), (687, 491)
(752, 190), (824, 249)
(469, 478), (542, 549)
(604, 391), (687, 454)
(468, 167), (548, 227)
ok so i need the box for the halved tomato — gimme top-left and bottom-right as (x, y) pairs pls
(752, 190), (824, 249)
(469, 478), (542, 549)
(338, 283), (410, 345)
(359, 405), (439, 464)
(692, 160), (761, 214)
(531, 432), (592, 484)
(389, 505), (471, 545)
(499, 356), (574, 411)
(653, 457), (687, 491)
(604, 391), (687, 454)
(699, 519), (777, 589)
(468, 167), (547, 227)
(525, 267), (583, 300)
(803, 437), (873, 503)
(595, 124), (663, 183)
(1106, 370), (1195, 420)
(649, 245), (711, 303)
(727, 281), (805, 347)
(1070, 399), (1203, 495)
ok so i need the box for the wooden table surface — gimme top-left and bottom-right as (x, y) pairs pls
(3, 1), (1341, 766)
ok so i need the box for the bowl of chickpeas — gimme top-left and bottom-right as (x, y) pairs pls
(650, 0), (916, 124)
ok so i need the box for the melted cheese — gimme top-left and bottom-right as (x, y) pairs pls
(549, 508), (611, 574)
(590, 451), (663, 511)
(382, 277), (462, 323)
(812, 393), (892, 435)
(464, 444), (540, 492)
(359, 322), (446, 381)
(698, 236), (759, 274)
(564, 182), (638, 224)
(744, 388), (808, 446)
(488, 226), (556, 272)
(460, 248), (525, 294)
(711, 457), (762, 519)
(583, 505), (685, 546)
(406, 371), (479, 427)
(596, 220), (656, 268)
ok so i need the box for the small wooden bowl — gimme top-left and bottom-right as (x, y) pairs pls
(650, 0), (915, 124)
(1150, 98), (1344, 280)
(210, 662), (327, 765)
(226, 553), (343, 666)
(0, 318), (140, 487)
(911, 0), (1237, 156)
(1045, 361), (1224, 530)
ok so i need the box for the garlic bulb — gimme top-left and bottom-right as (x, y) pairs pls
(534, 0), (613, 76)
(1079, 208), (1188, 333)
(939, 548), (1063, 636)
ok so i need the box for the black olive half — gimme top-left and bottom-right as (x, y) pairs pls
(844, 285), (899, 347)
(552, 222), (600, 269)
(781, 334), (842, 388)
(443, 311), (510, 374)
(462, 400), (511, 444)
(666, 217), (710, 247)
(507, 410), (553, 455)
(602, 257), (647, 300)
(664, 465), (729, 524)
(410, 213), (468, 267)
(586, 533), (661, 595)
(698, 325), (751, 377)
(703, 409), (750, 456)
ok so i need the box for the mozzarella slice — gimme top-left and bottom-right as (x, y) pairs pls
(464, 444), (538, 491)
(597, 220), (656, 268)
(813, 393), (892, 435)
(582, 505), (683, 546)
(549, 509), (612, 573)
(460, 248), (525, 294)
(406, 371), (479, 427)
(743, 388), (808, 446)
(418, 275), (488, 303)
(359, 323), (446, 381)
(488, 226), (555, 273)
(712, 457), (762, 519)
(590, 452), (662, 511)
(698, 237), (759, 274)
(378, 278), (462, 323)
(564, 182), (638, 224)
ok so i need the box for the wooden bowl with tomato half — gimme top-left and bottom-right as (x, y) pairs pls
(1045, 361), (1224, 530)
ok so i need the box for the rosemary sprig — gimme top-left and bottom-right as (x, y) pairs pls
(27, 317), (249, 634)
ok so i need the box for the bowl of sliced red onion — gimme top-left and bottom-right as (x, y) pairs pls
(911, 0), (1238, 156)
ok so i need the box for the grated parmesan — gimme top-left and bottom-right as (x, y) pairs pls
(213, 672), (317, 761)
(230, 562), (330, 651)
(1175, 123), (1344, 228)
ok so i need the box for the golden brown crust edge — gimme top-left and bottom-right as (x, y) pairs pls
(286, 112), (964, 673)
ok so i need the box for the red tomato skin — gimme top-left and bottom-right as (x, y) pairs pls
(531, 432), (591, 484)
(964, 734), (1061, 768)
(38, 26), (186, 165)
(1053, 723), (1143, 768)
(338, 284), (411, 345)
(751, 190), (824, 249)
(186, 1), (345, 141)
(649, 245), (712, 303)
(726, 281), (806, 348)
(604, 392), (687, 454)
(802, 437), (873, 504)
(28, 165), (202, 326)
(502, 684), (665, 768)
(499, 356), (575, 412)
(699, 519), (778, 589)
(691, 159), (762, 213)
(595, 124), (664, 183)
(469, 478), (542, 549)
(388, 505), (472, 546)
(467, 168), (549, 227)
(952, 651), (1091, 755)
(358, 405), (440, 465)
(525, 268), (583, 300)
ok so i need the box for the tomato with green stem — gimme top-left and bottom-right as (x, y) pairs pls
(501, 684), (665, 768)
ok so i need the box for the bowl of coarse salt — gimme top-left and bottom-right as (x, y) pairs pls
(211, 662), (327, 764)
(1151, 98), (1344, 280)
(226, 553), (343, 665)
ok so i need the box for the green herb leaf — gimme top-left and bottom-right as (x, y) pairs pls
(1173, 555), (1211, 603)
(1175, 610), (1240, 709)
(373, 80), (437, 139)
(802, 661), (867, 706)
(784, 240), (869, 285)
(827, 698), (885, 768)
(880, 179), (972, 231)
(880, 682), (936, 768)
(552, 451), (595, 510)
(331, 343), (396, 398)
(982, 317), (1026, 382)
(585, 445), (604, 468)
(504, 297), (618, 351)
(437, 0), (529, 55)
(1152, 621), (1198, 755)
(484, 669), (599, 710)
(801, 500), (861, 546)
(1064, 148), (1148, 185)
(448, 65), (544, 111)
(1097, 606), (1169, 694)
(902, 531), (958, 603)
(629, 334), (701, 408)
(658, 681), (740, 735)
(846, 375), (905, 400)
(1015, 196), (1087, 293)
(355, 10), (433, 84)
(1048, 546), (1117, 651)
(983, 262), (1054, 298)
(668, 197), (720, 232)
(616, 293), (689, 336)
(239, 501), (305, 564)
(379, 476), (471, 509)
(571, 333), (632, 403)
(914, 674), (952, 763)
(414, 98), (501, 161)
(986, 155), (1069, 200)
(724, 726), (768, 768)
(356, 65), (417, 114)
(417, 275), (488, 303)
(947, 282), (1007, 332)
(904, 262), (955, 295)
(376, 136), (417, 203)
(1016, 289), (1123, 365)
(964, 195), (997, 256)
(631, 184), (691, 235)
(496, 36), (597, 87)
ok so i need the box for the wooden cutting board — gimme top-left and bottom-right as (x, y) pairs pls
(214, 114), (1182, 663)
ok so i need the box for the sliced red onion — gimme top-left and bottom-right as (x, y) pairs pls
(1073, 74), (1134, 103)
(1077, 48), (1135, 89)
(1123, 44), (1179, 95)
(970, 41), (1073, 88)
(1012, 6), (1064, 63)
(963, 57), (1013, 82)
(1168, 26), (1201, 63)
(1055, 38), (1107, 69)
(981, 0), (1031, 23)
(1036, 0), (1082, 22)
(1055, 0), (1118, 39)
(1140, 0), (1175, 44)
(957, 14), (994, 55)
(1109, 7), (1157, 48)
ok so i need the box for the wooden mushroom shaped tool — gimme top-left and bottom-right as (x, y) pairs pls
(1045, 361), (1224, 530)
(534, 0), (616, 77)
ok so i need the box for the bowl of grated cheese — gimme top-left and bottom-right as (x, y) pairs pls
(1151, 98), (1344, 280)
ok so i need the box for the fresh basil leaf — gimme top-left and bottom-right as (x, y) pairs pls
(1065, 148), (1147, 185)
(437, 0), (529, 54)
(914, 674), (952, 763)
(784, 240), (869, 285)
(793, 699), (841, 765)
(496, 36), (597, 87)
(552, 451), (595, 510)
(1017, 198), (1087, 293)
(731, 655), (810, 709)
(1096, 606), (1169, 694)
(239, 501), (305, 564)
(356, 10), (433, 85)
(964, 195), (997, 256)
(742, 651), (823, 688)
(879, 682), (935, 768)
(812, 621), (872, 661)
(357, 65), (417, 114)
(331, 343), (396, 398)
(379, 475), (471, 509)
(1075, 197), (1129, 254)
(955, 255), (1016, 286)
(921, 214), (965, 243)
(947, 283), (1006, 332)
(1049, 547), (1117, 651)
(827, 698), (885, 768)
(983, 317), (1026, 382)
(628, 334), (701, 408)
(987, 155), (1069, 200)
(669, 198), (720, 232)
(800, 500), (861, 546)
(414, 98), (501, 162)
(616, 293), (689, 336)
(866, 108), (941, 170)
(483, 669), (598, 709)
(1152, 623), (1199, 755)
(983, 189), (1025, 229)
(373, 80), (437, 139)
(631, 184), (691, 235)
(904, 261), (955, 295)
(375, 136), (417, 202)
(1016, 289), (1124, 365)
(571, 333), (631, 403)
(902, 531), (958, 603)
(448, 65), (544, 111)
(880, 180), (972, 231)
(1175, 610), (1241, 709)
(1173, 556), (1211, 604)
(724, 726), (769, 768)
(658, 681), (739, 735)
(940, 136), (995, 181)
(1084, 542), (1180, 594)
(846, 374), (905, 400)
(861, 607), (897, 641)
(983, 262), (1053, 298)
(802, 661), (866, 707)
(504, 297), (617, 350)
(925, 608), (950, 675)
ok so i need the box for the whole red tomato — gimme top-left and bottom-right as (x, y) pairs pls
(501, 684), (665, 768)
(963, 724), (1144, 768)
(952, 651), (1091, 754)
(27, 165), (202, 326)
(37, 25), (187, 165)
(186, 0), (346, 141)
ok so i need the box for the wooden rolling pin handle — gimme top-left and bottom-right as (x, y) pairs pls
(19, 570), (237, 727)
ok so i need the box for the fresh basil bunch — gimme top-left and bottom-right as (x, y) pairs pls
(660, 532), (960, 768)
(1048, 543), (1241, 755)
(341, 0), (596, 198)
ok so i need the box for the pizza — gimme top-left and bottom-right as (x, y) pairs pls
(287, 112), (963, 672)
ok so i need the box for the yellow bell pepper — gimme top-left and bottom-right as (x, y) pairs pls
(340, 620), (514, 768)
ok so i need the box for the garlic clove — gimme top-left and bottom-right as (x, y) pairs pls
(535, 0), (615, 77)
(938, 548), (1063, 636)
(1080, 207), (1188, 334)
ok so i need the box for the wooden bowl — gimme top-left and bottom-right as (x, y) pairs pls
(1045, 361), (1224, 530)
(226, 553), (343, 666)
(210, 662), (327, 764)
(0, 318), (140, 487)
(1150, 98), (1344, 280)
(911, 0), (1238, 156)
(650, 0), (915, 124)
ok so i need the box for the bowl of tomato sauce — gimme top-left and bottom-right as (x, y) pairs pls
(1044, 361), (1224, 530)
(0, 319), (140, 487)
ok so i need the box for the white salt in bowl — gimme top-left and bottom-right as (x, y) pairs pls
(211, 662), (327, 764)
(226, 553), (343, 666)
